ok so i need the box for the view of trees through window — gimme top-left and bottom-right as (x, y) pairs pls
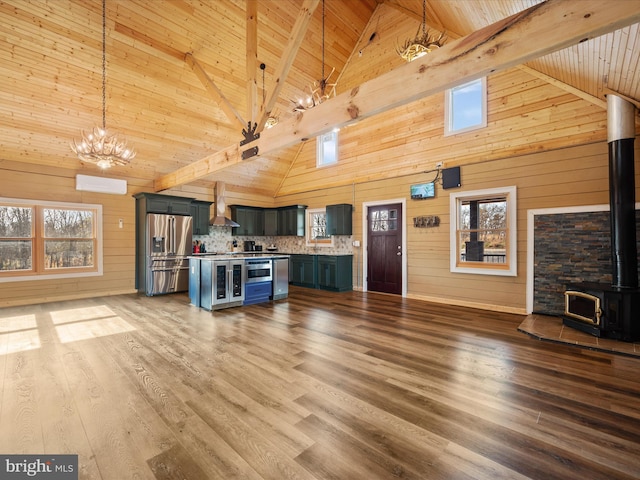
(0, 206), (33, 271)
(44, 208), (94, 269)
(306, 208), (332, 247)
(0, 204), (96, 274)
(311, 211), (327, 239)
(459, 198), (507, 263)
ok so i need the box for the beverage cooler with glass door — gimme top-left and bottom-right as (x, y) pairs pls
(200, 258), (245, 310)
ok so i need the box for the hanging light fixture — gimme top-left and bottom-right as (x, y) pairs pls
(397, 0), (446, 62)
(293, 0), (337, 112)
(71, 0), (136, 169)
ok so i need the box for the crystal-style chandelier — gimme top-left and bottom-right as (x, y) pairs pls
(397, 0), (446, 62)
(293, 0), (337, 112)
(71, 0), (136, 169)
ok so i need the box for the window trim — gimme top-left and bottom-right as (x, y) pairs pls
(0, 197), (103, 283)
(449, 186), (517, 276)
(444, 77), (487, 137)
(306, 207), (334, 247)
(316, 129), (339, 168)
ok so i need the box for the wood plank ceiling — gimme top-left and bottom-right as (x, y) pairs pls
(1, 0), (639, 197)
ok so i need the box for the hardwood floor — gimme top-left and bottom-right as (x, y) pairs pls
(1, 286), (639, 479)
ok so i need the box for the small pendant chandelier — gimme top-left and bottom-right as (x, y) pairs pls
(293, 0), (337, 112)
(71, 0), (136, 169)
(397, 0), (446, 62)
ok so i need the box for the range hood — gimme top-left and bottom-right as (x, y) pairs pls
(211, 182), (239, 227)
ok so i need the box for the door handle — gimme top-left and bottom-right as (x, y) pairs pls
(397, 252), (402, 256)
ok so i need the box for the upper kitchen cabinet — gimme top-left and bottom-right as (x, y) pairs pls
(326, 204), (353, 235)
(264, 209), (279, 236)
(134, 192), (194, 215)
(230, 206), (264, 236)
(190, 200), (212, 235)
(278, 205), (306, 236)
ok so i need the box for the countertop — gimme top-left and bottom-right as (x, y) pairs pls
(188, 253), (290, 260)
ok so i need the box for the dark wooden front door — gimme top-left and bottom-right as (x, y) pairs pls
(367, 203), (403, 294)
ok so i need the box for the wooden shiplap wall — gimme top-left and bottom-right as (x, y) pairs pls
(0, 161), (139, 306)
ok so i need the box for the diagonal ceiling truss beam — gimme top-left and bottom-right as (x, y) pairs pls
(256, 0), (320, 132)
(185, 52), (246, 132)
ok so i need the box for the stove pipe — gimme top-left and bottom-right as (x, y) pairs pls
(607, 94), (637, 288)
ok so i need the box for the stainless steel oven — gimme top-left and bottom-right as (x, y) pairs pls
(245, 258), (272, 283)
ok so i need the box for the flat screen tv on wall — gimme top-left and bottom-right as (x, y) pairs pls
(410, 182), (435, 199)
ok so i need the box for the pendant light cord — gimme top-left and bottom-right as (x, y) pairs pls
(422, 0), (426, 36)
(102, 0), (106, 130)
(321, 0), (325, 81)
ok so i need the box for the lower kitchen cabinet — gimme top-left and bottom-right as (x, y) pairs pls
(290, 254), (352, 291)
(290, 254), (317, 288)
(317, 255), (353, 291)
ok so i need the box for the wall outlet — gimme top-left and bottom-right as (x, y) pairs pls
(436, 162), (444, 169)
(353, 240), (360, 247)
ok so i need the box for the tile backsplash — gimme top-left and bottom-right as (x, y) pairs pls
(193, 226), (353, 255)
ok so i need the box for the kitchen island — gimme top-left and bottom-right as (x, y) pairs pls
(188, 253), (289, 310)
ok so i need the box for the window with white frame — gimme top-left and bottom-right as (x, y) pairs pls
(444, 77), (487, 136)
(449, 186), (517, 276)
(0, 198), (102, 281)
(306, 208), (333, 247)
(316, 129), (339, 167)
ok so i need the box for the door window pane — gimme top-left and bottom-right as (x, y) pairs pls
(371, 209), (397, 231)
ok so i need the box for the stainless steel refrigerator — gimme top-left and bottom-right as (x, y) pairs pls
(143, 213), (193, 295)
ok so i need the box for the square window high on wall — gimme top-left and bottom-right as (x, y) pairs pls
(317, 129), (339, 167)
(444, 77), (487, 136)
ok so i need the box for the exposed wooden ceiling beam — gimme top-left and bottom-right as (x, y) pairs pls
(256, 0), (320, 132)
(246, 0), (258, 125)
(185, 53), (246, 132)
(155, 0), (640, 192)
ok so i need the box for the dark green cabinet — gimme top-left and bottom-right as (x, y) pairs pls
(277, 205), (306, 236)
(290, 254), (317, 288)
(264, 209), (279, 236)
(134, 192), (193, 215)
(231, 204), (305, 236)
(317, 255), (353, 291)
(230, 206), (264, 236)
(290, 254), (352, 291)
(326, 203), (352, 235)
(190, 200), (212, 235)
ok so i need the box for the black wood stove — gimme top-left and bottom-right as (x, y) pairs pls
(563, 94), (640, 342)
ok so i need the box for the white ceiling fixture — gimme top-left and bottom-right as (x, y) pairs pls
(70, 0), (136, 169)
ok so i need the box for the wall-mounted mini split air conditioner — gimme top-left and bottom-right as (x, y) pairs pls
(75, 174), (127, 195)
